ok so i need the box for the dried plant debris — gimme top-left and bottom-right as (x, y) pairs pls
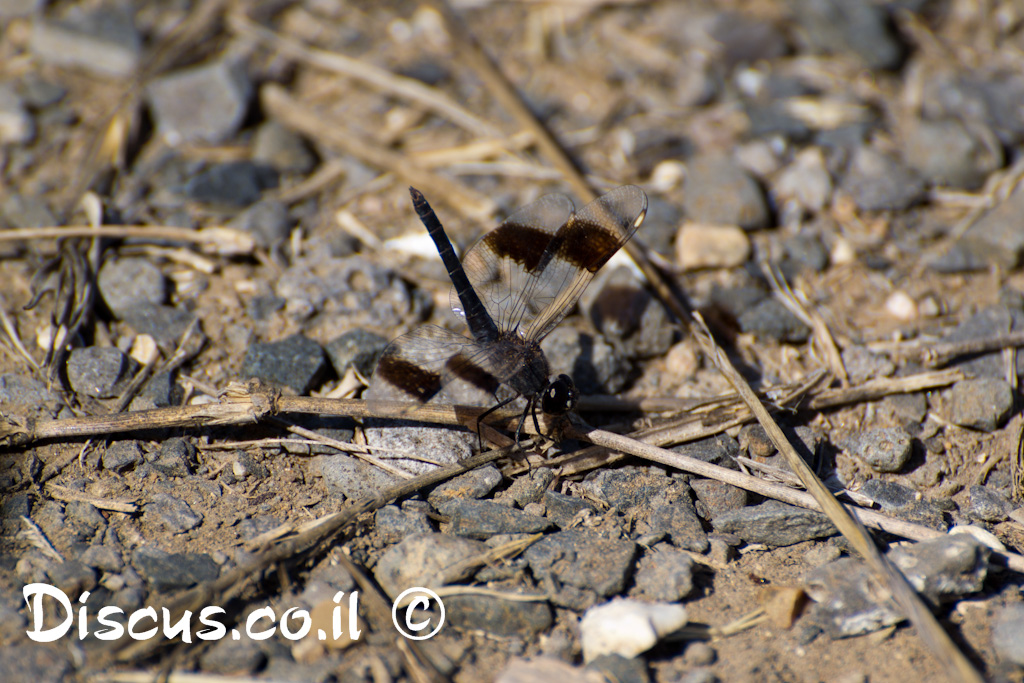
(5, 1), (1024, 682)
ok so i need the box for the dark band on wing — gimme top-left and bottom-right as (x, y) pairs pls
(375, 353), (443, 402)
(446, 353), (501, 395)
(543, 217), (626, 273)
(481, 221), (555, 273)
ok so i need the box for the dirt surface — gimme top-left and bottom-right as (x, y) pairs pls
(2, 1), (1024, 682)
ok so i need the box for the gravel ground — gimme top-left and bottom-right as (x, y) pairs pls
(3, 1), (1024, 682)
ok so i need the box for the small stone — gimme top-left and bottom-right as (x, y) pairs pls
(960, 187), (1024, 269)
(47, 559), (97, 597)
(712, 500), (837, 546)
(181, 161), (278, 207)
(542, 327), (632, 394)
(30, 6), (141, 78)
(992, 604), (1024, 666)
(525, 530), (637, 598)
(967, 485), (1014, 523)
(842, 427), (912, 473)
(1, 194), (55, 229)
(98, 257), (165, 317)
(65, 500), (106, 536)
(374, 533), (489, 599)
(885, 290), (918, 320)
(237, 515), (281, 541)
(673, 433), (741, 468)
(633, 547), (695, 602)
(676, 222), (751, 270)
(804, 558), (903, 638)
(374, 505), (434, 544)
(132, 546), (219, 592)
(690, 478), (748, 518)
(80, 545), (123, 573)
(147, 437), (197, 477)
(683, 641), (717, 667)
(683, 154), (769, 230)
(903, 118), (1001, 190)
(582, 267), (675, 359)
(228, 199), (293, 247)
(840, 147), (925, 212)
(793, 0), (903, 69)
(738, 297), (811, 343)
(0, 373), (65, 418)
(0, 642), (71, 683)
(440, 499), (553, 538)
(506, 468), (557, 507)
(708, 12), (787, 65)
(144, 493), (203, 534)
(121, 304), (197, 345)
(739, 424), (775, 458)
(325, 329), (389, 378)
(580, 597), (687, 662)
(240, 334), (328, 395)
(0, 82), (33, 144)
(147, 60), (251, 144)
(780, 233), (830, 274)
(446, 593), (552, 638)
(543, 490), (597, 528)
(130, 371), (180, 410)
(840, 346), (895, 384)
(888, 535), (989, 602)
(942, 306), (1012, 379)
(199, 636), (267, 675)
(649, 494), (708, 552)
(949, 378), (1014, 432)
(66, 347), (137, 399)
(428, 466), (503, 505)
(773, 148), (832, 213)
(803, 543), (842, 567)
(586, 655), (651, 683)
(252, 120), (317, 174)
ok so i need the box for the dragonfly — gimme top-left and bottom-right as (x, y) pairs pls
(367, 185), (648, 443)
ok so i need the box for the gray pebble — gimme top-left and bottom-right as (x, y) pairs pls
(230, 451), (269, 481)
(252, 120), (316, 174)
(98, 257), (165, 316)
(66, 346), (137, 399)
(712, 500), (837, 546)
(739, 424), (775, 458)
(902, 118), (1001, 190)
(950, 377), (1014, 432)
(229, 199), (293, 247)
(959, 187), (1024, 269)
(315, 451), (400, 500)
(506, 468), (556, 507)
(633, 547), (695, 602)
(991, 604), (1024, 666)
(0, 82), (33, 145)
(708, 12), (787, 65)
(46, 559), (97, 597)
(147, 437), (197, 477)
(0, 493), (29, 535)
(18, 76), (66, 108)
(884, 392), (927, 428)
(839, 147), (925, 212)
(690, 478), (748, 518)
(942, 306), (1012, 379)
(683, 641), (717, 667)
(132, 546), (219, 592)
(0, 642), (71, 683)
(147, 60), (251, 144)
(65, 500), (107, 536)
(968, 485), (1014, 523)
(374, 533), (489, 599)
(1, 194), (56, 229)
(924, 243), (990, 274)
(199, 636), (267, 675)
(673, 433), (741, 468)
(683, 154), (769, 230)
(738, 297), (811, 343)
(524, 530), (637, 598)
(840, 346), (895, 385)
(858, 479), (916, 509)
(803, 543), (842, 567)
(887, 534), (989, 602)
(237, 515), (281, 541)
(144, 492), (203, 534)
(182, 161), (278, 207)
(649, 494), (709, 552)
(543, 490), (597, 528)
(129, 371), (181, 410)
(586, 654), (650, 683)
(121, 304), (198, 345)
(843, 427), (912, 473)
(542, 327), (632, 394)
(440, 499), (553, 538)
(325, 328), (389, 378)
(780, 233), (830, 274)
(428, 465), (502, 505)
(805, 558), (903, 638)
(446, 593), (552, 638)
(240, 334), (327, 395)
(0, 373), (65, 418)
(793, 0), (903, 69)
(374, 504), (434, 544)
(582, 466), (671, 510)
(80, 544), (124, 573)
(30, 6), (141, 78)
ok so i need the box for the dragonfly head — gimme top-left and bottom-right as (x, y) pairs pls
(541, 374), (579, 415)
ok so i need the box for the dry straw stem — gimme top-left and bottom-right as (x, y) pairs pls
(0, 225), (256, 256)
(259, 83), (497, 221)
(686, 313), (985, 683)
